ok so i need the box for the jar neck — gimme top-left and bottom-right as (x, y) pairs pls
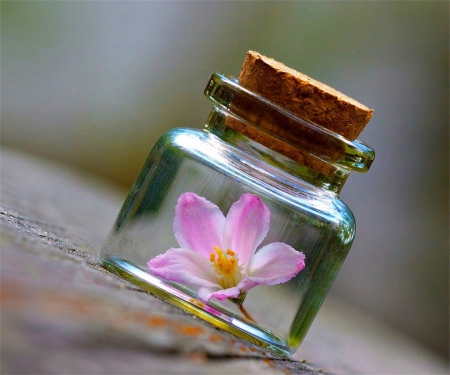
(205, 107), (349, 195)
(203, 73), (375, 195)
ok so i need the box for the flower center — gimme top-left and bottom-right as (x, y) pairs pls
(210, 246), (242, 289)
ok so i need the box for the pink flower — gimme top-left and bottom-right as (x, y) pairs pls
(147, 192), (305, 302)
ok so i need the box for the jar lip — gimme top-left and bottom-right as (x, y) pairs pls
(204, 72), (375, 173)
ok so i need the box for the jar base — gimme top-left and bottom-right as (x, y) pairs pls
(101, 255), (294, 357)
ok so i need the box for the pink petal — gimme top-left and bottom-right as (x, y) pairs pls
(222, 194), (270, 269)
(147, 247), (219, 288)
(198, 278), (248, 302)
(245, 243), (305, 291)
(173, 192), (225, 258)
(197, 287), (217, 302)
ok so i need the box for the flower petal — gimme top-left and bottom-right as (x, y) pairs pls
(173, 192), (225, 258)
(147, 247), (218, 288)
(222, 194), (270, 269)
(245, 243), (305, 291)
(197, 287), (218, 302)
(198, 278), (248, 302)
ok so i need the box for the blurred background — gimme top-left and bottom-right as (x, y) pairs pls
(2, 1), (448, 363)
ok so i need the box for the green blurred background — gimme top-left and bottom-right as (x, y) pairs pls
(2, 1), (448, 363)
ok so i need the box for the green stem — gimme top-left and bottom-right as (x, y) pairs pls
(239, 303), (256, 323)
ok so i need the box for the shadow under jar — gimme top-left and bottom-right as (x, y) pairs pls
(100, 72), (375, 356)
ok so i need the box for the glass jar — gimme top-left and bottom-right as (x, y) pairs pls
(100, 72), (375, 356)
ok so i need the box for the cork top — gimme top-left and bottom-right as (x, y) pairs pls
(238, 51), (373, 140)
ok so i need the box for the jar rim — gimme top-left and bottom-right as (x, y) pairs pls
(204, 72), (375, 173)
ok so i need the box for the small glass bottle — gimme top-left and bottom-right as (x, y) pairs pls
(101, 56), (375, 356)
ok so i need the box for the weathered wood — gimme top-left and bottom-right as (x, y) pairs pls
(1, 148), (447, 374)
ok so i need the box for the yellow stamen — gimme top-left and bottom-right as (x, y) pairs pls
(209, 246), (242, 289)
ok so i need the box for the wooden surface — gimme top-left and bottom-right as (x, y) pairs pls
(1, 148), (447, 375)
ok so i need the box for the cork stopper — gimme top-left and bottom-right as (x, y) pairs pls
(225, 51), (373, 175)
(239, 51), (373, 140)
